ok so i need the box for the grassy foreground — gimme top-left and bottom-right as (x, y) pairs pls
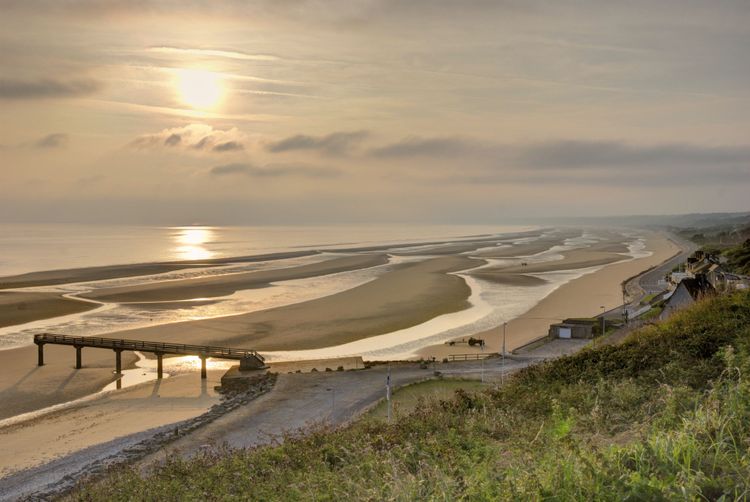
(70, 291), (750, 501)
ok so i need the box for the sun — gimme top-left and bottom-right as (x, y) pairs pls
(175, 69), (223, 110)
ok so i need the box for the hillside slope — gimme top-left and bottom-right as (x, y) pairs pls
(70, 291), (750, 501)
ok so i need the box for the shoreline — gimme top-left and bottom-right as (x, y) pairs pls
(417, 229), (681, 359)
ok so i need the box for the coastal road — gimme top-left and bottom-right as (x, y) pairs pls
(638, 233), (697, 294)
(139, 358), (531, 462)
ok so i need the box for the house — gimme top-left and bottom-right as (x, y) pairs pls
(706, 263), (724, 288)
(659, 274), (716, 320)
(549, 319), (596, 339)
(668, 271), (692, 286)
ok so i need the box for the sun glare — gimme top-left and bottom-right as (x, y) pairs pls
(175, 69), (223, 110)
(173, 227), (215, 261)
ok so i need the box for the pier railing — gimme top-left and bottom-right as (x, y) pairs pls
(446, 353), (492, 362)
(34, 333), (264, 360)
(33, 333), (265, 379)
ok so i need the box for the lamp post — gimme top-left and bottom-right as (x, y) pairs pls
(501, 322), (507, 385)
(599, 305), (606, 345)
(326, 387), (336, 423)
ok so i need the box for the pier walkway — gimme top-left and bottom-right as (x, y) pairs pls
(33, 333), (266, 379)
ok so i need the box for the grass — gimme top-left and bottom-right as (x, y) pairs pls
(69, 290), (750, 501)
(366, 379), (486, 420)
(640, 304), (664, 320)
(640, 292), (658, 305)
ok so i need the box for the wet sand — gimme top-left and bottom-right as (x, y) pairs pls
(81, 254), (388, 303)
(0, 292), (96, 328)
(0, 251), (319, 289)
(105, 255), (482, 351)
(473, 229), (582, 258)
(0, 370), (222, 477)
(0, 344), (137, 420)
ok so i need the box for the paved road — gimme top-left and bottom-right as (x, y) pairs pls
(638, 233), (697, 295)
(607, 233), (696, 321)
(140, 358), (530, 462)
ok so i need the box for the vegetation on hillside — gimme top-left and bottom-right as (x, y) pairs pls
(725, 239), (750, 275)
(69, 291), (750, 501)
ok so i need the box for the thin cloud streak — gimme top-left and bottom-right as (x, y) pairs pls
(147, 46), (280, 61)
(210, 162), (339, 178)
(0, 78), (101, 100)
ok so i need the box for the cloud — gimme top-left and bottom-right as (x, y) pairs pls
(164, 133), (182, 147)
(129, 124), (245, 153)
(147, 46), (280, 61)
(33, 133), (69, 149)
(266, 131), (369, 155)
(369, 135), (750, 170)
(210, 162), (339, 178)
(212, 141), (244, 152)
(0, 78), (101, 100)
(369, 136), (481, 158)
(515, 140), (750, 169)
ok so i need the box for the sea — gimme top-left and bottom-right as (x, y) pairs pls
(0, 223), (649, 372)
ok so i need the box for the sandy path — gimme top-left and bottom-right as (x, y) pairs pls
(0, 292), (96, 328)
(0, 370), (222, 478)
(81, 254), (388, 303)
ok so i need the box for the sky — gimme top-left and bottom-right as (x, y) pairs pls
(1, 0), (749, 225)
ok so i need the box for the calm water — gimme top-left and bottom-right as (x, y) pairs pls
(0, 223), (533, 276)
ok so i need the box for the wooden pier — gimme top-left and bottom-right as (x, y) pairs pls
(33, 333), (266, 379)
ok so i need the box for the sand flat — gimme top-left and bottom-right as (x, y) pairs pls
(0, 370), (221, 477)
(105, 255), (482, 351)
(469, 273), (548, 286)
(477, 249), (628, 275)
(82, 253), (389, 303)
(0, 251), (319, 290)
(0, 292), (96, 328)
(0, 344), (138, 420)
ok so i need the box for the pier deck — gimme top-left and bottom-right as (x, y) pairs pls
(33, 333), (266, 379)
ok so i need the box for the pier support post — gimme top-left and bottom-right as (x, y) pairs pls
(75, 346), (82, 369)
(156, 353), (163, 379)
(114, 349), (123, 374)
(36, 343), (44, 366)
(200, 355), (207, 379)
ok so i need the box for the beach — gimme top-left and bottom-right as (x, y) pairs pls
(0, 225), (684, 483)
(419, 229), (680, 359)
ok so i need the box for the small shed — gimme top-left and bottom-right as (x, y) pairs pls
(549, 320), (595, 339)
